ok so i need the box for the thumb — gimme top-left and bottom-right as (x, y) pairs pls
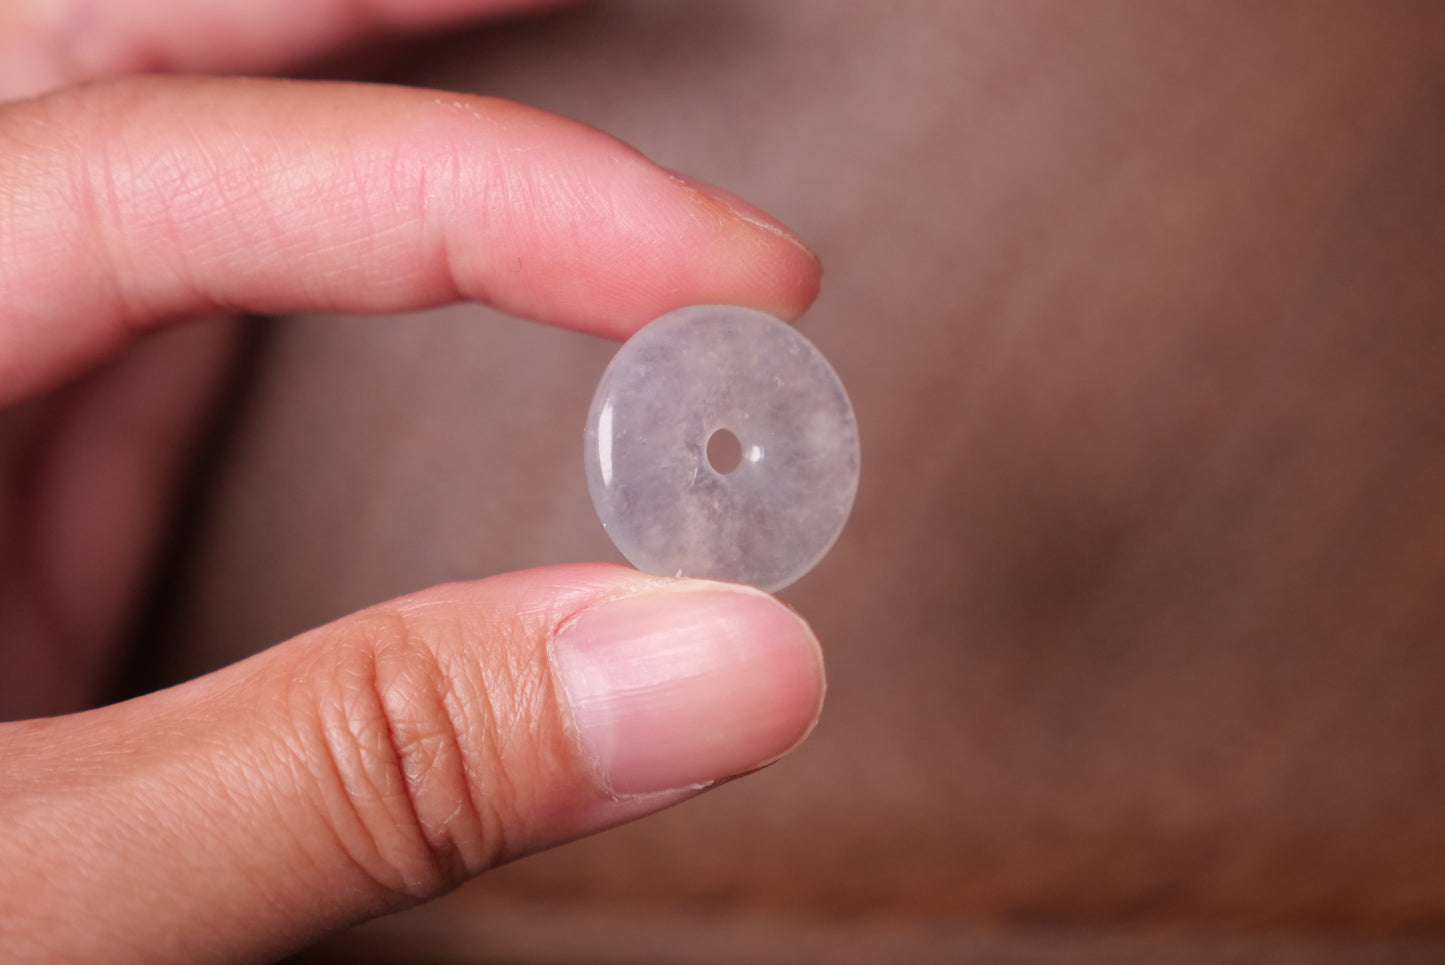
(0, 564), (825, 964)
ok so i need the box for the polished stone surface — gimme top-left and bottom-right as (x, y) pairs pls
(585, 305), (859, 591)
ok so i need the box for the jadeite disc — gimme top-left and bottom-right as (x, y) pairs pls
(584, 305), (860, 592)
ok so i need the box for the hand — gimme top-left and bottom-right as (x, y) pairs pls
(0, 4), (826, 962)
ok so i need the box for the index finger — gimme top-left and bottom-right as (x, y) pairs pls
(0, 0), (564, 98)
(0, 76), (821, 405)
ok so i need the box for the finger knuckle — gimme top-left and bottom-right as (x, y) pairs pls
(2, 80), (156, 326)
(302, 600), (556, 902)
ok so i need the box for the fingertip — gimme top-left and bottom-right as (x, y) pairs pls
(663, 169), (824, 322)
(403, 95), (823, 336)
(551, 578), (826, 796)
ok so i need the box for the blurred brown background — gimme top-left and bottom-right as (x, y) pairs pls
(145, 2), (1445, 961)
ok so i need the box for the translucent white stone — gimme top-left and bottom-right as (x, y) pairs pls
(584, 305), (860, 592)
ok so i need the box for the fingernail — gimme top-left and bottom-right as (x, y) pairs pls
(552, 585), (825, 796)
(668, 171), (820, 263)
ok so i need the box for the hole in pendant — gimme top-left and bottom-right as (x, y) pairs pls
(706, 428), (743, 475)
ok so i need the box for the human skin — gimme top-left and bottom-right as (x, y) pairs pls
(0, 3), (827, 963)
